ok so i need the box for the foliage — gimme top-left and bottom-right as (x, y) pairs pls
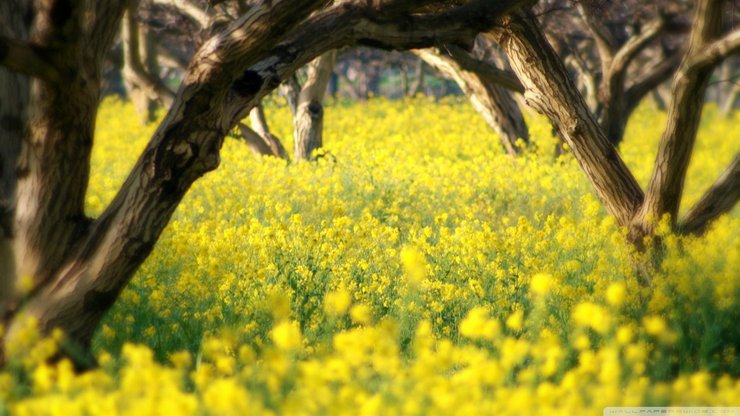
(1, 97), (738, 415)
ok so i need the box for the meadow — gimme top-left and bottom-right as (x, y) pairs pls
(1, 97), (738, 415)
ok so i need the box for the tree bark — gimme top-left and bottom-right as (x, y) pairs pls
(122, 4), (163, 124)
(0, 0), (528, 366)
(487, 12), (644, 228)
(633, 0), (733, 239)
(293, 51), (337, 161)
(416, 47), (528, 157)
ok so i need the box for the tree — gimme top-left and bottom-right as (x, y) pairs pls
(539, 0), (692, 146)
(489, 0), (739, 248)
(0, 0), (529, 367)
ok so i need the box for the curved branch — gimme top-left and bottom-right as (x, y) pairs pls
(680, 154), (740, 235)
(609, 18), (664, 77)
(443, 44), (524, 93)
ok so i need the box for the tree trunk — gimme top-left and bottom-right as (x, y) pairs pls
(407, 59), (425, 97)
(293, 51), (337, 161)
(633, 0), (729, 239)
(416, 47), (529, 157)
(487, 12), (644, 228)
(721, 83), (739, 116)
(2, 0), (327, 366)
(122, 4), (162, 124)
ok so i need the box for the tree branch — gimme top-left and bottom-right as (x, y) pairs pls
(122, 7), (176, 107)
(415, 46), (528, 156)
(680, 154), (740, 235)
(624, 53), (682, 110)
(609, 18), (664, 77)
(635, 0), (728, 236)
(442, 44), (524, 93)
(685, 29), (740, 75)
(0, 35), (61, 82)
(576, 3), (617, 69)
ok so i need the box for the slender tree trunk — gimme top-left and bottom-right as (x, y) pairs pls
(721, 83), (739, 116)
(416, 47), (529, 157)
(408, 59), (424, 97)
(122, 4), (162, 124)
(293, 51), (337, 161)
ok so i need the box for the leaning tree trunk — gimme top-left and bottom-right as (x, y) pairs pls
(1, 0), (327, 367)
(293, 50), (337, 161)
(491, 3), (739, 249)
(487, 13), (644, 229)
(416, 47), (529, 157)
(0, 0), (31, 314)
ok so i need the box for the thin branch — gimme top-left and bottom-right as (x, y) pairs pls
(443, 44), (525, 93)
(0, 35), (61, 82)
(122, 7), (176, 107)
(609, 18), (664, 76)
(680, 154), (740, 235)
(624, 53), (682, 108)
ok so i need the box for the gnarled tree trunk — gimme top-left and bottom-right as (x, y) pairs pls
(0, 0), (550, 367)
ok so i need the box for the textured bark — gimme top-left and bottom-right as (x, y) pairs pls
(416, 47), (528, 157)
(294, 51), (336, 161)
(2, 0), (326, 364)
(1, 0), (527, 366)
(488, 12), (644, 227)
(633, 0), (733, 239)
(0, 0), (31, 315)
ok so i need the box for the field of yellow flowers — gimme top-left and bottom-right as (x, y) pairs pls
(1, 96), (739, 415)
